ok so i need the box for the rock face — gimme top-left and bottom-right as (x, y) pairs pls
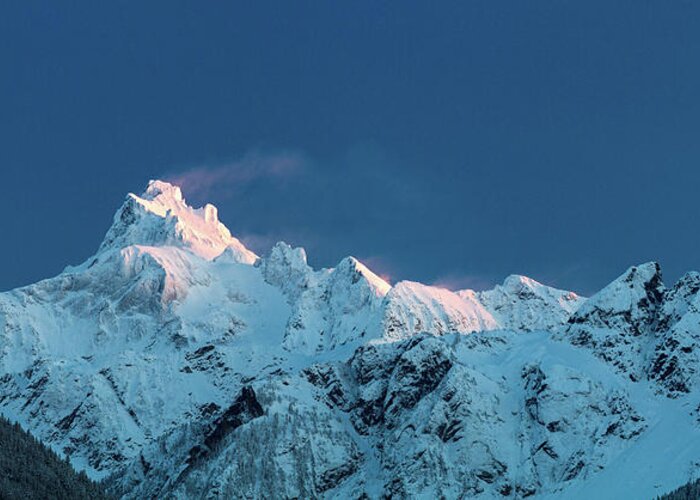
(2, 180), (700, 499)
(560, 263), (700, 397)
(649, 272), (700, 395)
(564, 262), (665, 380)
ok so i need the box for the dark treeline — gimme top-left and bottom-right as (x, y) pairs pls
(0, 415), (109, 499)
(660, 478), (700, 500)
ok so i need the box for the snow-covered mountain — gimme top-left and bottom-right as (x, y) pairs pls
(1, 180), (699, 499)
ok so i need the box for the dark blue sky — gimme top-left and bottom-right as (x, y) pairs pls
(2, 1), (699, 295)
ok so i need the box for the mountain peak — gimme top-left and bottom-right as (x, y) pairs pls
(569, 262), (664, 321)
(564, 262), (665, 378)
(143, 179), (184, 202)
(97, 179), (257, 263)
(502, 274), (541, 291)
(622, 261), (663, 287)
(336, 256), (391, 296)
(475, 273), (585, 331)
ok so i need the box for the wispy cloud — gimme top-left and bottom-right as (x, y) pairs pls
(431, 273), (497, 292)
(237, 233), (281, 255)
(356, 255), (397, 285)
(163, 150), (306, 199)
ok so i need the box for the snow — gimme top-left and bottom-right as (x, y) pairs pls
(1, 180), (699, 498)
(382, 281), (498, 341)
(562, 261), (666, 379)
(99, 179), (257, 263)
(474, 274), (585, 332)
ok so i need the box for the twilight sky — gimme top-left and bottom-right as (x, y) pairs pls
(1, 1), (700, 295)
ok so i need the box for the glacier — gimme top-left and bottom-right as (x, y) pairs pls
(1, 180), (699, 498)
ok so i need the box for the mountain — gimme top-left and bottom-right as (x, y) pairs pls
(1, 180), (700, 498)
(474, 274), (585, 332)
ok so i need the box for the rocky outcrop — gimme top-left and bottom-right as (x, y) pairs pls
(3, 181), (700, 499)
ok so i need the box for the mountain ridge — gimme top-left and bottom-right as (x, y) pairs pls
(0, 180), (698, 499)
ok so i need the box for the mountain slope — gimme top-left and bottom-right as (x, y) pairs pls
(1, 180), (699, 499)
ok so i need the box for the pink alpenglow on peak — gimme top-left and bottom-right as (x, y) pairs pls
(98, 179), (258, 263)
(143, 179), (185, 202)
(341, 256), (392, 297)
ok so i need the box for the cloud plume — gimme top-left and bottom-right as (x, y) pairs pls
(163, 150), (306, 200)
(431, 273), (497, 292)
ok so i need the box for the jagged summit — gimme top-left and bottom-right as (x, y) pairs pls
(5, 181), (700, 499)
(569, 262), (664, 327)
(336, 256), (392, 297)
(142, 179), (184, 202)
(98, 179), (257, 263)
(564, 262), (665, 379)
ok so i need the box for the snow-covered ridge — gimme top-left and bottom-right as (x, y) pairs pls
(2, 179), (700, 499)
(474, 274), (585, 332)
(99, 180), (257, 263)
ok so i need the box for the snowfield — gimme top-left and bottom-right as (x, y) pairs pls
(1, 180), (699, 498)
